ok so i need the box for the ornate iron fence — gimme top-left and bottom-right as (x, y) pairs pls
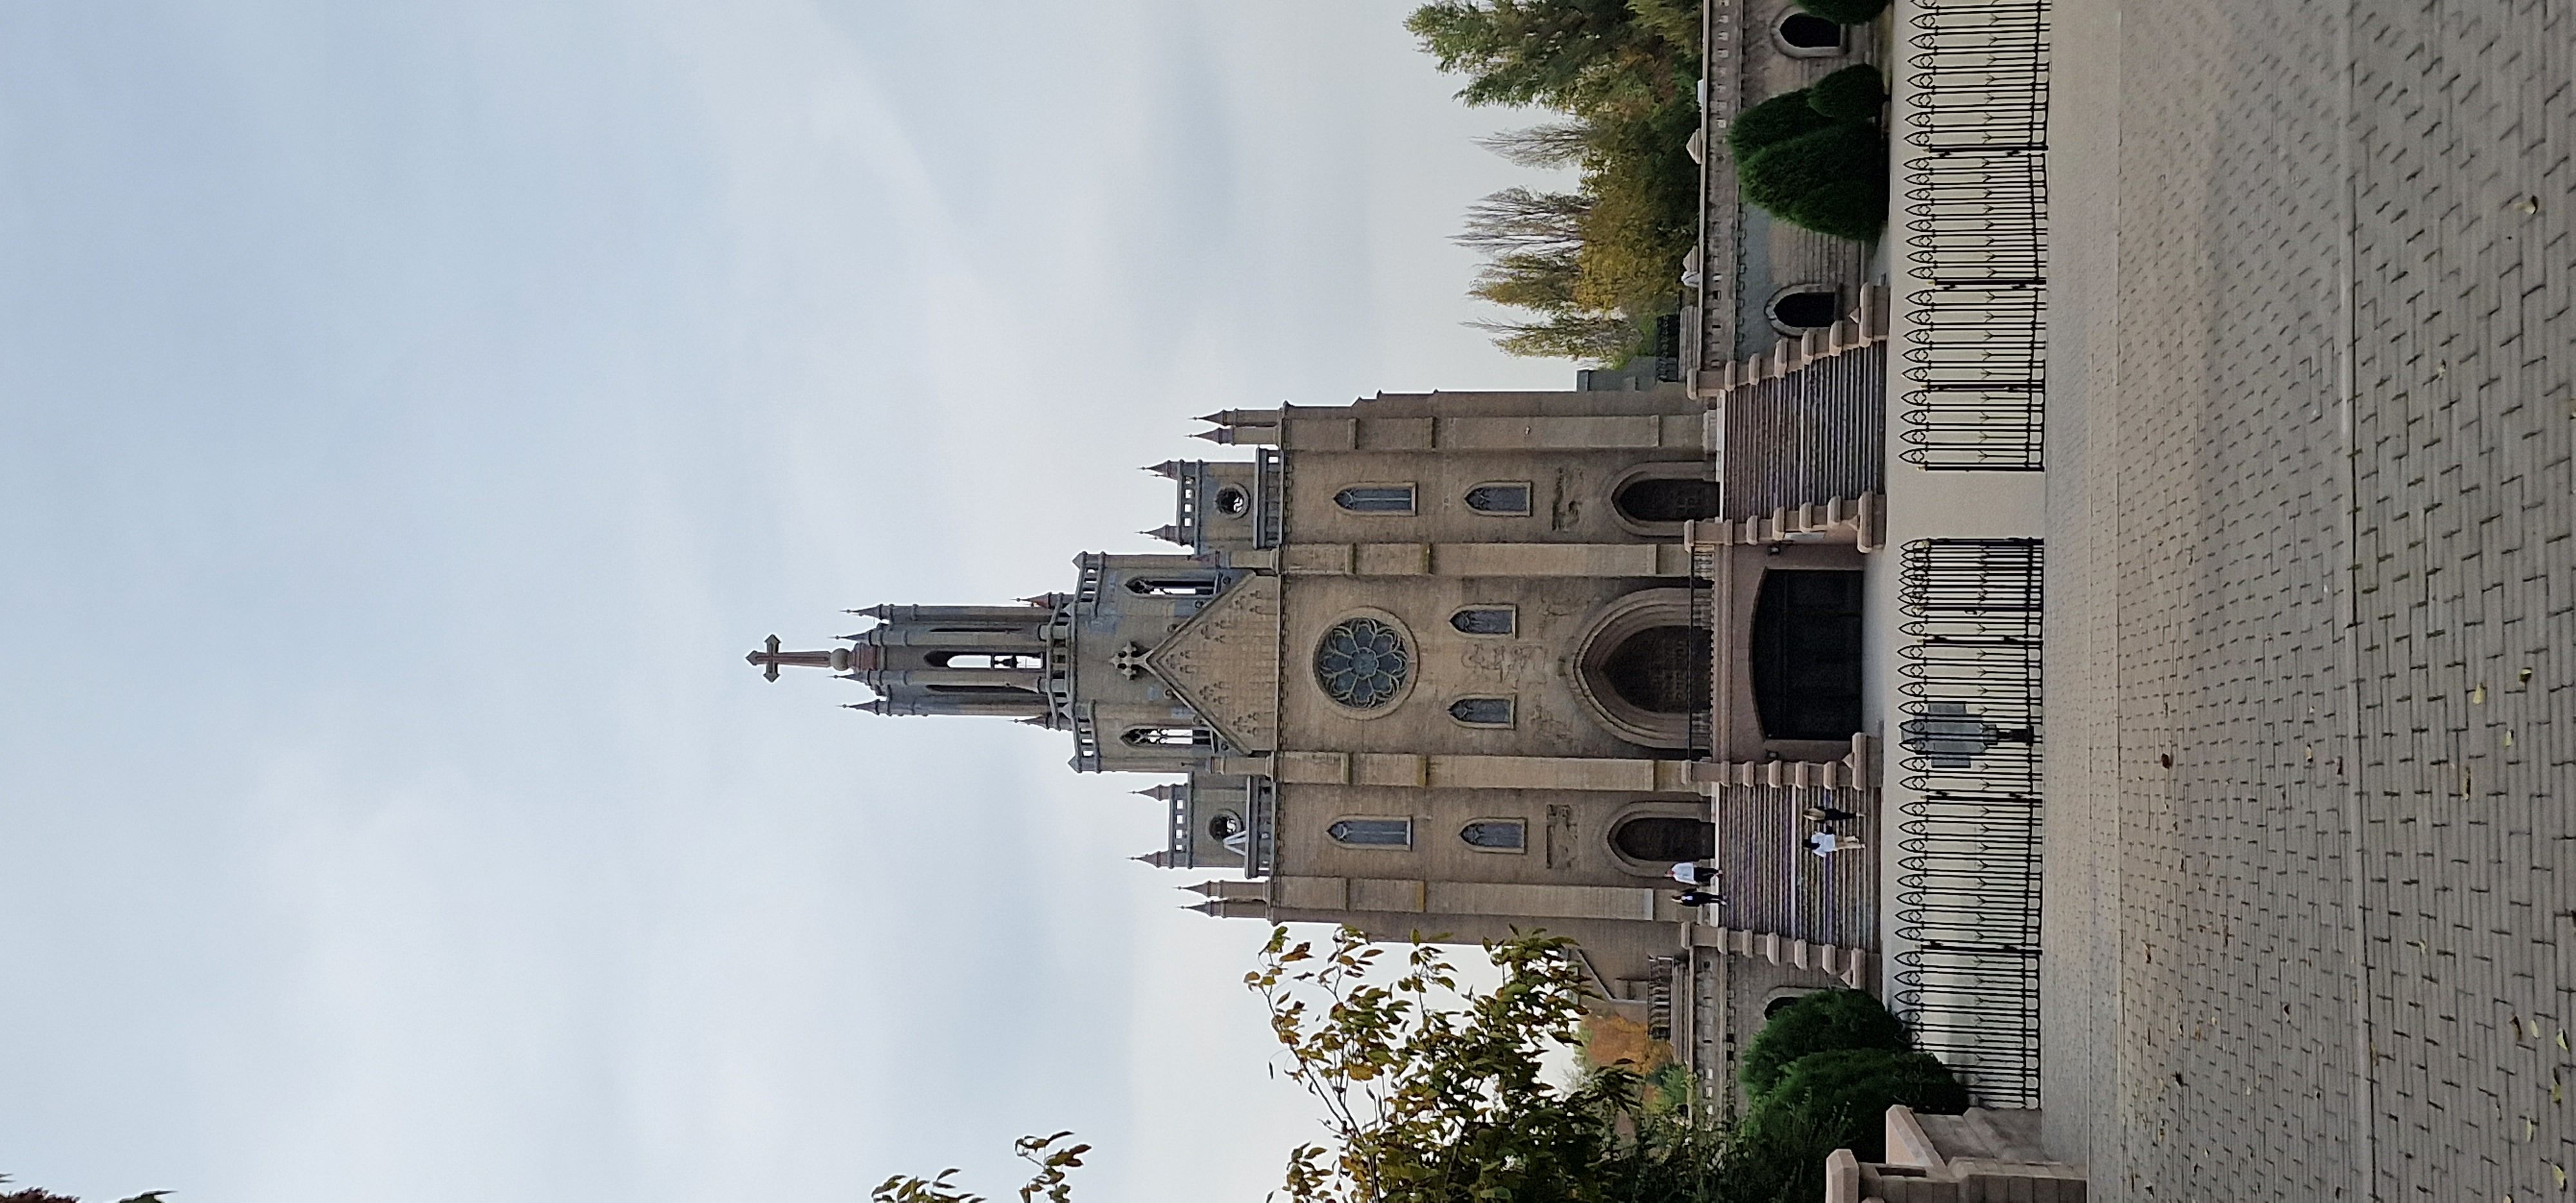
(1892, 538), (2043, 1107)
(1899, 0), (2051, 470)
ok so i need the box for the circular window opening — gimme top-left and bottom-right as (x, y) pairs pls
(1602, 625), (1712, 714)
(1777, 12), (1844, 49)
(1315, 618), (1412, 710)
(1770, 289), (1842, 330)
(1213, 487), (1248, 516)
(1207, 811), (1244, 840)
(1613, 816), (1716, 862)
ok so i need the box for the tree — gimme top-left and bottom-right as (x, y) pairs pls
(1738, 988), (1913, 1101)
(1456, 187), (1593, 257)
(870, 1133), (1089, 1203)
(1405, 0), (1696, 116)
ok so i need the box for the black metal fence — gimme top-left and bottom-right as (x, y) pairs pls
(1892, 538), (2044, 1108)
(1899, 0), (2051, 471)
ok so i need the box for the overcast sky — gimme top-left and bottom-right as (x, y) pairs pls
(0, 3), (1571, 1201)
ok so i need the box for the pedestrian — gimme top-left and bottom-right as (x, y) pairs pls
(1672, 889), (1723, 908)
(1669, 860), (1718, 887)
(1803, 804), (1859, 823)
(1804, 830), (1865, 858)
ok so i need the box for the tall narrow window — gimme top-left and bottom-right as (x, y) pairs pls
(1327, 818), (1413, 848)
(1126, 576), (1218, 597)
(927, 652), (1043, 669)
(1123, 726), (1213, 748)
(1448, 697), (1515, 727)
(1464, 482), (1533, 515)
(1334, 485), (1416, 513)
(1459, 820), (1528, 852)
(1450, 607), (1517, 636)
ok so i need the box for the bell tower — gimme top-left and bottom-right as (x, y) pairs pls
(747, 599), (1067, 724)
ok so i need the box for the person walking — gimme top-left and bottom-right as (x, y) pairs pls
(1669, 860), (1719, 887)
(1804, 830), (1865, 858)
(1803, 804), (1859, 824)
(1672, 889), (1723, 908)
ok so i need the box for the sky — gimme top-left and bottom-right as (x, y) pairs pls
(0, 3), (1570, 1200)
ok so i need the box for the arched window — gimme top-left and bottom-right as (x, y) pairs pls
(1613, 816), (1715, 862)
(1334, 485), (1416, 514)
(1450, 607), (1517, 636)
(1602, 626), (1712, 714)
(927, 651), (1042, 670)
(1770, 288), (1842, 330)
(1126, 576), (1218, 597)
(1448, 697), (1515, 727)
(1614, 477), (1723, 524)
(1123, 726), (1213, 748)
(1765, 992), (1812, 1019)
(1327, 818), (1413, 848)
(1464, 482), (1533, 515)
(1459, 820), (1528, 851)
(1776, 12), (1845, 51)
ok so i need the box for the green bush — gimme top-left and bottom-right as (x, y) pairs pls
(1795, 0), (1892, 21)
(1739, 988), (1913, 1099)
(1728, 91), (1837, 160)
(1788, 176), (1889, 241)
(1739, 122), (1883, 216)
(1748, 1048), (1971, 1160)
(1806, 64), (1887, 122)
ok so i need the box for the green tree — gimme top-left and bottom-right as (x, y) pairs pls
(1405, 0), (1697, 116)
(1738, 988), (1913, 1100)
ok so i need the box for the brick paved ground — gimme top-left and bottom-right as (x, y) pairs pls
(2041, 1), (2576, 1198)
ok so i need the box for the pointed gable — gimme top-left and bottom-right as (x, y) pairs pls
(1144, 573), (1282, 753)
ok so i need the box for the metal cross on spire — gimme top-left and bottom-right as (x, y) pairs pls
(745, 634), (837, 681)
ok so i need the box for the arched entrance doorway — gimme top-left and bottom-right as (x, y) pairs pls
(1602, 625), (1713, 714)
(1748, 570), (1864, 740)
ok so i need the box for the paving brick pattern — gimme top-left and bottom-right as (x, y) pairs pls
(2041, 2), (2576, 1198)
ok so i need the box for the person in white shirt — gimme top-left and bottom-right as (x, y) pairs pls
(1804, 831), (1865, 858)
(1669, 861), (1717, 887)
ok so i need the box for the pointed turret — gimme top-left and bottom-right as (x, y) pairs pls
(1134, 784), (1185, 802)
(1144, 524), (1186, 544)
(1132, 851), (1176, 867)
(1144, 461), (1186, 479)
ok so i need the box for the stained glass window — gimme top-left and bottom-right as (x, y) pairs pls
(1464, 483), (1532, 515)
(1459, 820), (1527, 851)
(1449, 697), (1515, 726)
(1450, 607), (1516, 636)
(1334, 485), (1415, 513)
(1327, 818), (1412, 847)
(1314, 618), (1411, 708)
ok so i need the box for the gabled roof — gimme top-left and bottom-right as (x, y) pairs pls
(1144, 573), (1282, 753)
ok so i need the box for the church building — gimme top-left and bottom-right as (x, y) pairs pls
(752, 289), (1895, 1106)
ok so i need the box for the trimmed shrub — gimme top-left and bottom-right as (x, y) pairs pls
(1728, 91), (1837, 161)
(1795, 0), (1892, 22)
(1788, 176), (1888, 241)
(1739, 988), (1912, 1099)
(1738, 122), (1883, 216)
(1748, 1048), (1972, 1159)
(1806, 64), (1888, 123)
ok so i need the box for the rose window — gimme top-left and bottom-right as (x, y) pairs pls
(1314, 618), (1411, 709)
